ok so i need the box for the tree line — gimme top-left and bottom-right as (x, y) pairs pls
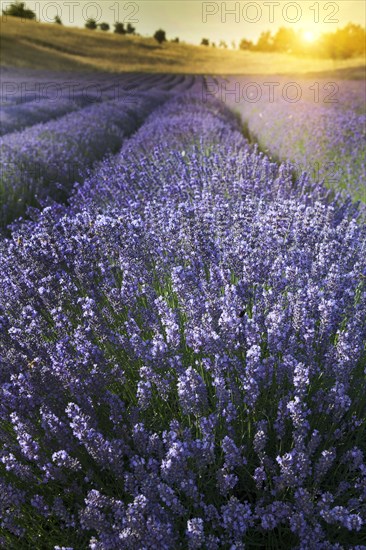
(3, 1), (175, 44)
(236, 25), (366, 59)
(84, 21), (173, 45)
(83, 21), (174, 45)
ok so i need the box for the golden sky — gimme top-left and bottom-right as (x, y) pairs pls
(22, 0), (366, 45)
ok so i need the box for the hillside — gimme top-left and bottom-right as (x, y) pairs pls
(1, 16), (365, 75)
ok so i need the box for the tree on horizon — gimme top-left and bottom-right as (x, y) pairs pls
(99, 22), (110, 32)
(154, 29), (167, 44)
(114, 22), (126, 35)
(85, 18), (97, 30)
(2, 1), (36, 20)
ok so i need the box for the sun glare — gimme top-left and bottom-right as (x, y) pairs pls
(303, 30), (316, 43)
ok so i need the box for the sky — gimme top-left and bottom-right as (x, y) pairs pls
(9, 0), (366, 46)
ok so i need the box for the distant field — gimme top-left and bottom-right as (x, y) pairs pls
(1, 16), (365, 76)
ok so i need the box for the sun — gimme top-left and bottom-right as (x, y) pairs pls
(303, 30), (316, 43)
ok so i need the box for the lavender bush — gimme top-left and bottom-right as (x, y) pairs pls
(0, 91), (167, 229)
(0, 95), (365, 549)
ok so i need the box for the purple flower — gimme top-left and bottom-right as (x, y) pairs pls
(177, 367), (208, 416)
(186, 517), (205, 549)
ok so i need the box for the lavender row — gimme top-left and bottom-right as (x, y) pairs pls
(0, 70), (143, 105)
(0, 93), (105, 136)
(1, 71), (200, 108)
(1, 95), (365, 549)
(244, 102), (366, 202)
(72, 94), (361, 219)
(215, 77), (366, 203)
(0, 91), (168, 229)
(0, 74), (199, 137)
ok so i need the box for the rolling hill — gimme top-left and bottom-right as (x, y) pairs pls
(1, 16), (365, 76)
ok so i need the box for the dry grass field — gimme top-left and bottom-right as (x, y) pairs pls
(1, 16), (365, 76)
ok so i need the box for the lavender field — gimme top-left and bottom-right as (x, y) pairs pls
(0, 71), (365, 549)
